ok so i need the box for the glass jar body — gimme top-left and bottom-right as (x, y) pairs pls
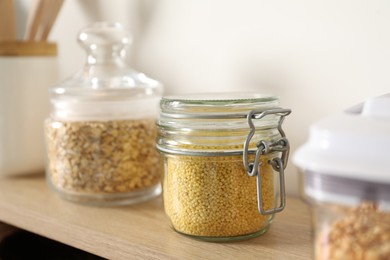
(157, 94), (289, 241)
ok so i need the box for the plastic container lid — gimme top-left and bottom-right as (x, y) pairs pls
(293, 93), (390, 184)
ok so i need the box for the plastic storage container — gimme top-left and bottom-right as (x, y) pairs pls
(294, 94), (390, 259)
(44, 22), (163, 206)
(157, 93), (291, 241)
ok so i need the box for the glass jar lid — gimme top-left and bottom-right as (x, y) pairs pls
(50, 22), (163, 121)
(158, 92), (280, 131)
(160, 92), (278, 116)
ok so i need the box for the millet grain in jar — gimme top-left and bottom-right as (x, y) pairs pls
(163, 154), (274, 238)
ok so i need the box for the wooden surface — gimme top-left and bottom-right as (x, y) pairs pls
(0, 174), (312, 259)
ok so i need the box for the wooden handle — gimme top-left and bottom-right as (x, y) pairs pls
(25, 0), (64, 41)
(40, 0), (64, 40)
(25, 0), (45, 41)
(0, 0), (16, 41)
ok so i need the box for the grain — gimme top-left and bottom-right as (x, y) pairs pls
(163, 153), (275, 239)
(315, 202), (390, 260)
(45, 118), (161, 196)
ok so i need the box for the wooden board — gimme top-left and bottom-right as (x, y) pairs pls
(0, 174), (312, 259)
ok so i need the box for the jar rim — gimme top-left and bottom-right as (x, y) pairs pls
(160, 92), (279, 118)
(161, 92), (277, 105)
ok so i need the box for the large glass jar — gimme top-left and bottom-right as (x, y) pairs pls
(294, 94), (390, 259)
(156, 93), (291, 241)
(44, 22), (163, 206)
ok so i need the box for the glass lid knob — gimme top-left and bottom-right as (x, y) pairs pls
(77, 22), (132, 64)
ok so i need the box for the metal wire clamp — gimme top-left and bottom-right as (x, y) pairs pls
(243, 108), (291, 215)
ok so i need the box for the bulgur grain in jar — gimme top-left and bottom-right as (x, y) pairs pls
(156, 93), (291, 241)
(44, 22), (163, 206)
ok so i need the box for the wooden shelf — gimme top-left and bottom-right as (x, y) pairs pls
(0, 174), (312, 259)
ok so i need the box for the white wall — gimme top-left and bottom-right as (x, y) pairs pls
(50, 0), (390, 195)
